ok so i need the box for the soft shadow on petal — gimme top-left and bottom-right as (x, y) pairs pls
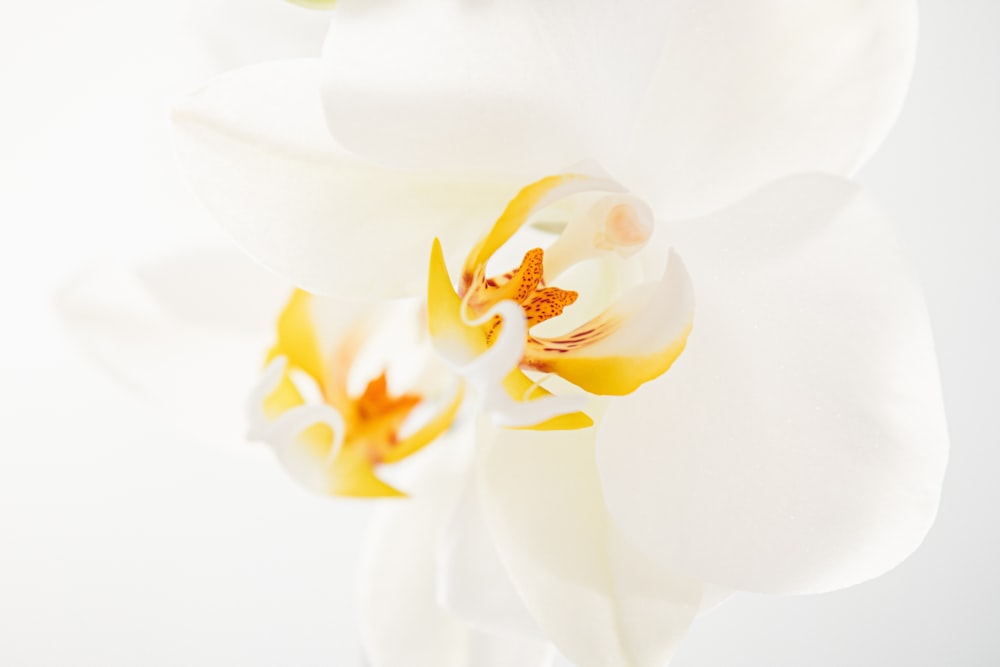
(359, 434), (554, 667)
(627, 0), (917, 218)
(171, 58), (519, 298)
(480, 424), (703, 667)
(597, 174), (949, 595)
(321, 1), (676, 177)
(54, 248), (288, 445)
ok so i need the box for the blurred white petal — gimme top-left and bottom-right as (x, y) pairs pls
(597, 174), (949, 595)
(359, 435), (553, 667)
(322, 0), (676, 177)
(55, 249), (287, 445)
(627, 0), (917, 218)
(321, 0), (916, 222)
(186, 0), (333, 69)
(437, 475), (545, 640)
(480, 425), (702, 667)
(172, 58), (520, 298)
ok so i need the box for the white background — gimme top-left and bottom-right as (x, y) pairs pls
(1, 1), (997, 665)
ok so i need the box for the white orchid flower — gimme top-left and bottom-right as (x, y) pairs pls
(426, 169), (694, 429)
(58, 248), (568, 664)
(168, 1), (949, 666)
(247, 289), (463, 497)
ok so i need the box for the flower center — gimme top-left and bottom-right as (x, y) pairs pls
(464, 247), (579, 346)
(344, 372), (422, 464)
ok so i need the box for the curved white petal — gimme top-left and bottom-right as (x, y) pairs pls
(133, 249), (290, 334)
(186, 0), (333, 69)
(321, 1), (675, 178)
(597, 174), (949, 595)
(171, 58), (519, 298)
(529, 249), (694, 397)
(359, 445), (553, 667)
(437, 475), (545, 641)
(321, 0), (916, 219)
(54, 249), (287, 445)
(627, 0), (917, 218)
(479, 425), (703, 667)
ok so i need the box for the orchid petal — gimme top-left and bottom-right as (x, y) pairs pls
(597, 174), (949, 595)
(321, 1), (676, 177)
(462, 173), (625, 283)
(437, 475), (545, 641)
(321, 0), (916, 221)
(172, 58), (518, 298)
(55, 250), (285, 445)
(627, 0), (918, 217)
(266, 289), (326, 391)
(253, 290), (461, 498)
(527, 249), (694, 396)
(382, 385), (465, 465)
(480, 425), (703, 667)
(187, 0), (333, 70)
(359, 454), (553, 667)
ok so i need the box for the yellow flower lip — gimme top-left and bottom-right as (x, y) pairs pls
(472, 247), (579, 346)
(427, 171), (696, 429)
(250, 290), (463, 498)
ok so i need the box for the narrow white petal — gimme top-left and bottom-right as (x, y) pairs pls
(480, 426), (702, 667)
(597, 174), (949, 595)
(627, 0), (918, 217)
(321, 1), (676, 176)
(171, 58), (518, 298)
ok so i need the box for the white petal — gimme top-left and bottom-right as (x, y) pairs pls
(321, 0), (916, 217)
(597, 174), (949, 595)
(186, 0), (333, 69)
(627, 0), (917, 217)
(437, 475), (545, 641)
(321, 1), (676, 177)
(480, 425), (702, 667)
(171, 58), (519, 298)
(359, 442), (553, 667)
(54, 249), (287, 445)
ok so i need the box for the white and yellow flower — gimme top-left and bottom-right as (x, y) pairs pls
(164, 1), (948, 666)
(247, 289), (462, 497)
(427, 170), (694, 429)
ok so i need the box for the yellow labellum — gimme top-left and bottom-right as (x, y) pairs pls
(259, 289), (462, 498)
(427, 172), (695, 428)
